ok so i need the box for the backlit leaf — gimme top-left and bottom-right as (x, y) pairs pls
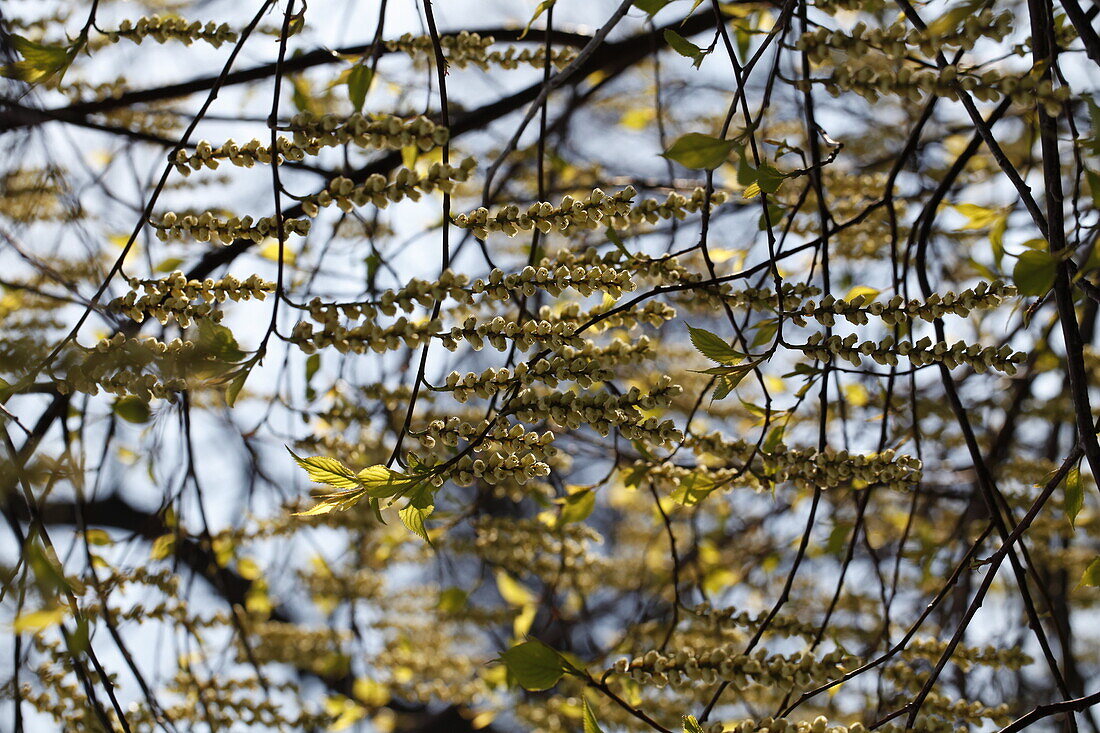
(663, 133), (737, 170)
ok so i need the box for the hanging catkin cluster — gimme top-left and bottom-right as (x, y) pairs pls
(6, 1), (1096, 732)
(100, 16), (238, 46)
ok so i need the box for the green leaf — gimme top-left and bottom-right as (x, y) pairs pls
(582, 698), (605, 733)
(687, 324), (745, 364)
(664, 30), (706, 67)
(634, 0), (670, 13)
(346, 63), (373, 112)
(763, 425), (785, 452)
(1012, 248), (1057, 297)
(1065, 463), (1084, 530)
(12, 606), (67, 634)
(1078, 556), (1100, 588)
(437, 587), (468, 613)
(197, 320), (246, 363)
(114, 396), (151, 424)
(225, 363), (254, 407)
(2, 34), (74, 83)
(398, 502), (433, 542)
(671, 470), (722, 505)
(712, 366), (751, 400)
(758, 200), (786, 230)
(305, 353), (321, 400)
(754, 164), (786, 194)
(927, 0), (987, 37)
(751, 318), (779, 348)
(289, 449), (361, 489)
(499, 639), (569, 691)
(293, 490), (368, 517)
(521, 0), (557, 39)
(1087, 169), (1100, 209)
(607, 226), (632, 258)
(683, 715), (705, 733)
(496, 570), (535, 606)
(662, 133), (737, 170)
(990, 215), (1008, 266)
(558, 488), (596, 525)
(356, 464), (418, 498)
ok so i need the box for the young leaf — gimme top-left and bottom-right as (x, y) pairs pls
(664, 30), (706, 67)
(634, 0), (670, 13)
(1078, 556), (1100, 588)
(582, 698), (605, 733)
(437, 587), (469, 612)
(926, 0), (986, 37)
(1064, 463), (1083, 530)
(1012, 249), (1056, 297)
(289, 449), (361, 489)
(683, 715), (705, 733)
(496, 570), (535, 606)
(398, 501), (433, 542)
(346, 63), (373, 112)
(3, 35), (75, 83)
(225, 363), (254, 407)
(498, 639), (568, 691)
(712, 366), (751, 400)
(521, 0), (557, 39)
(662, 133), (737, 170)
(357, 464), (417, 498)
(557, 488), (596, 525)
(607, 226), (633, 258)
(114, 396), (151, 424)
(1088, 169), (1100, 209)
(687, 325), (745, 364)
(12, 606), (67, 634)
(293, 489), (368, 516)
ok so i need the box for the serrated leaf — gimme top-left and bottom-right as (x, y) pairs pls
(498, 639), (568, 691)
(582, 698), (605, 733)
(687, 324), (745, 364)
(357, 464), (418, 498)
(662, 133), (737, 170)
(293, 489), (368, 516)
(398, 502), (432, 541)
(289, 449), (361, 489)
